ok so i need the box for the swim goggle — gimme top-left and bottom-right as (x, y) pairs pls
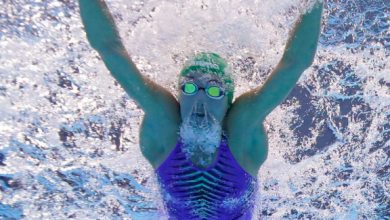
(181, 82), (225, 99)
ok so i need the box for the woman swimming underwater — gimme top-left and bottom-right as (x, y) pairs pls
(79, 0), (323, 219)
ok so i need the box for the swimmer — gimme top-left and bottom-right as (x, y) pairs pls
(79, 0), (323, 219)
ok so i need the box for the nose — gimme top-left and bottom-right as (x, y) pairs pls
(190, 90), (207, 110)
(195, 89), (207, 100)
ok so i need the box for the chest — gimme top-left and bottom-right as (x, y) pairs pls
(156, 142), (258, 199)
(156, 148), (258, 219)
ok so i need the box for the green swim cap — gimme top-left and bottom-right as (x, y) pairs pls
(179, 52), (235, 105)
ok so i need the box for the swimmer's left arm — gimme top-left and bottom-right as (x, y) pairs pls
(229, 0), (323, 127)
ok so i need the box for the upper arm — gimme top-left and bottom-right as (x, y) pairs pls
(228, 61), (308, 128)
(102, 50), (181, 165)
(100, 49), (179, 115)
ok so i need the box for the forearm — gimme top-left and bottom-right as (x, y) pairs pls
(79, 0), (124, 52)
(281, 0), (323, 68)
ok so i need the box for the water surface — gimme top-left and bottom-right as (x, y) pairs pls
(0, 0), (389, 219)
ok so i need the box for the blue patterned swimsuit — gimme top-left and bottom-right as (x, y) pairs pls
(156, 137), (258, 220)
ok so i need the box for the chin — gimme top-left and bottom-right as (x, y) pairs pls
(179, 112), (222, 156)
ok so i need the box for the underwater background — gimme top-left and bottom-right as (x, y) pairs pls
(0, 0), (389, 219)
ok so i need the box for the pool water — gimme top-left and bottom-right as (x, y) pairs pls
(0, 0), (389, 219)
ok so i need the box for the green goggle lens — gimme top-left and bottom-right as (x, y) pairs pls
(206, 86), (221, 97)
(183, 83), (197, 94)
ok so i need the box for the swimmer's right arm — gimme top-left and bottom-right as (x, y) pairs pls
(79, 1), (180, 115)
(79, 0), (180, 160)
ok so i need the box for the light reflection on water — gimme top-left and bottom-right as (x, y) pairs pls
(0, 0), (389, 219)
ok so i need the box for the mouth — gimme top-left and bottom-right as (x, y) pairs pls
(191, 108), (205, 118)
(195, 111), (205, 117)
(194, 107), (206, 117)
(191, 103), (207, 118)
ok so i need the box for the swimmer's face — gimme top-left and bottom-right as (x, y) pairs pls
(179, 71), (229, 124)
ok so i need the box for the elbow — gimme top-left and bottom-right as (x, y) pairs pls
(302, 56), (315, 69)
(282, 40), (319, 70)
(86, 34), (124, 54)
(302, 44), (319, 68)
(281, 54), (315, 71)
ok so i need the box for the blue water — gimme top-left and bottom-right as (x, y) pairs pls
(0, 0), (389, 219)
